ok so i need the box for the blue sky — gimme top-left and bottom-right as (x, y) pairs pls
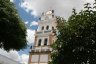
(14, 0), (38, 29)
(13, 0), (37, 55)
(0, 0), (95, 64)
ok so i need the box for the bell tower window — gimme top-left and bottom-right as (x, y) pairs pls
(44, 38), (48, 45)
(52, 15), (54, 18)
(42, 26), (44, 30)
(52, 26), (54, 30)
(38, 39), (42, 46)
(46, 26), (49, 30)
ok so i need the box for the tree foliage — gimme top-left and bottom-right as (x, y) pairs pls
(0, 0), (27, 51)
(50, 1), (96, 64)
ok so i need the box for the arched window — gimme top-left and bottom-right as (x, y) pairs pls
(38, 39), (41, 46)
(44, 38), (48, 45)
(46, 25), (49, 30)
(52, 26), (56, 34)
(52, 26), (54, 30)
(52, 15), (54, 18)
(42, 26), (44, 30)
(52, 10), (54, 13)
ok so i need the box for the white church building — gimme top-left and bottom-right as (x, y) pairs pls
(29, 10), (57, 64)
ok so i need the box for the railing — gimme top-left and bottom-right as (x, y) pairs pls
(30, 46), (52, 53)
(36, 30), (52, 35)
(44, 30), (51, 33)
(36, 31), (42, 34)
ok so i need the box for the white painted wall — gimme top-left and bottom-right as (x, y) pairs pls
(38, 19), (56, 31)
(32, 63), (47, 64)
(35, 10), (57, 47)
(37, 11), (56, 31)
(32, 55), (39, 62)
(30, 10), (56, 64)
(31, 54), (48, 64)
(40, 54), (48, 62)
(32, 63), (38, 64)
(0, 54), (20, 64)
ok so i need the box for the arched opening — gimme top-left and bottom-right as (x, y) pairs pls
(52, 26), (54, 30)
(41, 26), (44, 30)
(44, 38), (48, 45)
(38, 39), (42, 46)
(46, 25), (49, 30)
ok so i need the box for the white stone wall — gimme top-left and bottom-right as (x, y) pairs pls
(31, 55), (39, 62)
(37, 18), (57, 31)
(31, 54), (48, 64)
(35, 10), (57, 47)
(0, 54), (20, 64)
(30, 10), (56, 64)
(40, 54), (48, 62)
(34, 46), (51, 52)
(32, 63), (47, 64)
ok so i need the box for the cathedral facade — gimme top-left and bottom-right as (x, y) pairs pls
(29, 10), (57, 64)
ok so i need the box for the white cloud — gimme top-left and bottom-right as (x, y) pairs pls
(30, 21), (38, 26)
(25, 21), (29, 25)
(10, 0), (14, 2)
(0, 49), (29, 64)
(27, 29), (35, 45)
(19, 0), (94, 19)
(86, 0), (94, 3)
(0, 49), (20, 62)
(20, 54), (29, 64)
(20, 0), (32, 13)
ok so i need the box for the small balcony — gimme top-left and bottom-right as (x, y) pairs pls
(36, 30), (52, 35)
(36, 31), (42, 34)
(44, 30), (51, 33)
(30, 46), (52, 53)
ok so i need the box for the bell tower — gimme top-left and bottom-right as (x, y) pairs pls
(29, 10), (57, 64)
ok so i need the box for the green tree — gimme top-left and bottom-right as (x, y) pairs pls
(0, 0), (27, 51)
(50, 1), (96, 64)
